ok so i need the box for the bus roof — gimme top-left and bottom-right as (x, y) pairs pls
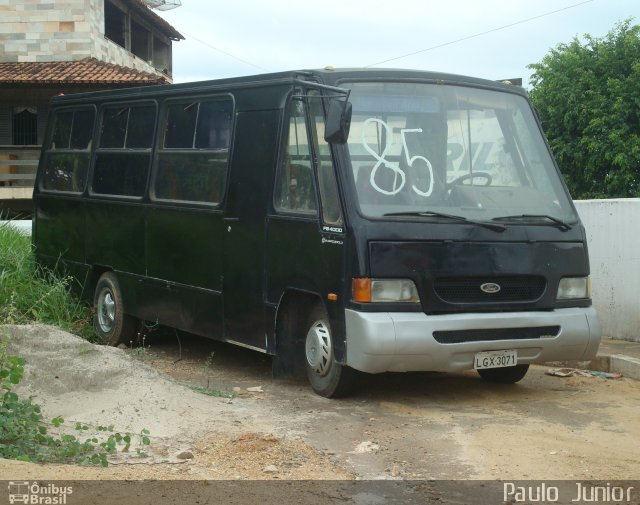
(49, 68), (527, 106)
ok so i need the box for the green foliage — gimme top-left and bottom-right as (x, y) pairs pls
(0, 223), (95, 339)
(0, 340), (151, 466)
(529, 19), (640, 199)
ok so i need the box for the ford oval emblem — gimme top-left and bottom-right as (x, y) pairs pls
(480, 282), (501, 294)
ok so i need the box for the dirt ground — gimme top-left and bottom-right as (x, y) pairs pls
(2, 324), (640, 483)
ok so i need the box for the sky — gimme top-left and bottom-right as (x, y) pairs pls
(155, 0), (639, 88)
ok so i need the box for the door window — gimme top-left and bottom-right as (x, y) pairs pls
(274, 98), (318, 215)
(308, 90), (344, 226)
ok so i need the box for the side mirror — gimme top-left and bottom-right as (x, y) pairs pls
(324, 99), (352, 144)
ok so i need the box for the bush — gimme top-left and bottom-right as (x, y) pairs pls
(529, 20), (640, 199)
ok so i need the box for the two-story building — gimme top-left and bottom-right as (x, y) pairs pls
(0, 0), (183, 215)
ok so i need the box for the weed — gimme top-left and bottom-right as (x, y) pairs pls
(187, 384), (234, 399)
(0, 341), (151, 466)
(183, 351), (236, 398)
(203, 351), (215, 389)
(130, 334), (150, 358)
(173, 329), (182, 363)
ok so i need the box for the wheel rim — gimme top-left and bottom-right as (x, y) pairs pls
(97, 289), (115, 333)
(305, 320), (332, 377)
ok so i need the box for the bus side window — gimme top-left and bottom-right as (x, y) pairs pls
(41, 108), (95, 193)
(274, 99), (318, 215)
(92, 104), (155, 197)
(154, 98), (232, 205)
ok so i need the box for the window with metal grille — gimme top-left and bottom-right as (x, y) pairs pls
(12, 107), (38, 145)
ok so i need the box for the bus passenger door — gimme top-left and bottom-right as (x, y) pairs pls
(265, 91), (347, 364)
(222, 109), (280, 349)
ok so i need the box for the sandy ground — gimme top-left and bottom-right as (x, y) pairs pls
(1, 324), (351, 480)
(1, 324), (640, 485)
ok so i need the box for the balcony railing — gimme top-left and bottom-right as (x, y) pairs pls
(0, 146), (39, 198)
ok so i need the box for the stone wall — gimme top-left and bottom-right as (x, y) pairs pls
(0, 0), (165, 77)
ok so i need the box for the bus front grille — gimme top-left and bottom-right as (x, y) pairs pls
(433, 276), (547, 304)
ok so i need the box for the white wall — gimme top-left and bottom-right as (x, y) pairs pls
(0, 219), (31, 235)
(575, 199), (640, 342)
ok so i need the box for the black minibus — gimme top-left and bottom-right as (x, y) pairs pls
(33, 68), (601, 397)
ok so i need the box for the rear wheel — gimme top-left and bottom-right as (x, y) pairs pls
(477, 364), (529, 384)
(93, 272), (137, 346)
(304, 304), (356, 398)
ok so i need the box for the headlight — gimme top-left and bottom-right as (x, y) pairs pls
(557, 277), (591, 300)
(352, 278), (420, 303)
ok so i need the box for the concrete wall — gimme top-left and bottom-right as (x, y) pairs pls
(575, 199), (640, 342)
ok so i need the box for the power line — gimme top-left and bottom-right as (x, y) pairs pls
(180, 30), (271, 72)
(365, 0), (596, 67)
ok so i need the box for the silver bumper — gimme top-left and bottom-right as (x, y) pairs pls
(345, 307), (601, 374)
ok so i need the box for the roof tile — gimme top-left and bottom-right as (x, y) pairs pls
(0, 58), (170, 85)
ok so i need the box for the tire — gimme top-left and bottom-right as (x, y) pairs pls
(477, 364), (529, 384)
(304, 303), (356, 398)
(93, 272), (137, 346)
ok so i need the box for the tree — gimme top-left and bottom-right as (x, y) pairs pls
(528, 20), (640, 199)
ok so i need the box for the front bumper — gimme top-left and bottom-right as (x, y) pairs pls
(345, 307), (601, 373)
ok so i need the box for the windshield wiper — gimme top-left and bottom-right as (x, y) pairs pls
(383, 211), (506, 232)
(492, 214), (572, 231)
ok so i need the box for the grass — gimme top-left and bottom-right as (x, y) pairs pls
(0, 222), (95, 339)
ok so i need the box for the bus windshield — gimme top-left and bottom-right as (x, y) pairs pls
(343, 82), (577, 223)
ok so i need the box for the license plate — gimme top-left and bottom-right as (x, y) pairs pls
(474, 350), (518, 370)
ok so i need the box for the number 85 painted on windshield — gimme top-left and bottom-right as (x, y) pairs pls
(361, 118), (434, 197)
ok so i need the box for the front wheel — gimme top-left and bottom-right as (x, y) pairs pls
(93, 272), (137, 346)
(477, 364), (529, 384)
(304, 304), (356, 398)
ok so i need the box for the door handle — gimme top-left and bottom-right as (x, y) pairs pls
(223, 216), (239, 232)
